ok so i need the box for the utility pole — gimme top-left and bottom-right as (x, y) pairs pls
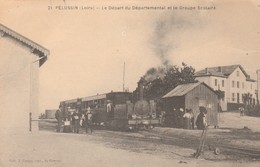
(257, 69), (260, 104)
(123, 62), (125, 92)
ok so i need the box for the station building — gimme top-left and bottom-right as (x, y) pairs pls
(0, 24), (49, 132)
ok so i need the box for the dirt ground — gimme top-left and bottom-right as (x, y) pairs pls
(0, 112), (259, 167)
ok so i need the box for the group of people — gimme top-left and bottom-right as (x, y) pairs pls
(182, 106), (208, 130)
(173, 108), (195, 129)
(55, 105), (94, 134)
(163, 106), (208, 130)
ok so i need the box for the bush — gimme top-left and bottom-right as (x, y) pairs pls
(246, 105), (260, 117)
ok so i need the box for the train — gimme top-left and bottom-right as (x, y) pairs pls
(59, 79), (161, 131)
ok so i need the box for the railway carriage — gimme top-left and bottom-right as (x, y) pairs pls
(59, 90), (160, 131)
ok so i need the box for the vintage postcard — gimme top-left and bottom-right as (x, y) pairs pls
(0, 0), (260, 167)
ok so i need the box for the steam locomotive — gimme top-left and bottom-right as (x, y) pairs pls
(59, 79), (161, 131)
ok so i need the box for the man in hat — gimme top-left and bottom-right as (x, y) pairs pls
(86, 107), (93, 133)
(239, 106), (245, 116)
(107, 100), (113, 120)
(55, 105), (63, 132)
(196, 106), (208, 130)
(72, 109), (81, 133)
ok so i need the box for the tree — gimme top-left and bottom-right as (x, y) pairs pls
(242, 93), (253, 105)
(164, 63), (196, 92)
(134, 63), (196, 100)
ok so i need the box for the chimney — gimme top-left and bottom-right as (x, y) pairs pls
(218, 66), (222, 72)
(205, 68), (208, 74)
(138, 77), (144, 101)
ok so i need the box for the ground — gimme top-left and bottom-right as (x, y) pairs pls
(0, 112), (259, 167)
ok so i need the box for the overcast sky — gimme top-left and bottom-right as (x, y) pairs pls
(1, 0), (260, 112)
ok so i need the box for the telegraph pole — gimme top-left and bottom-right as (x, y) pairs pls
(123, 62), (125, 92)
(257, 69), (260, 104)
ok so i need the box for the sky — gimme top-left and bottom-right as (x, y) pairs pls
(0, 0), (260, 113)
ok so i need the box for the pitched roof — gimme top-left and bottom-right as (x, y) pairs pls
(195, 65), (255, 81)
(82, 93), (107, 102)
(162, 82), (201, 98)
(0, 24), (49, 66)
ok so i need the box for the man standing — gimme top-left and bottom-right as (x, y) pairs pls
(194, 106), (209, 158)
(239, 107), (245, 116)
(86, 107), (93, 133)
(55, 105), (63, 132)
(196, 106), (208, 130)
(72, 109), (81, 133)
(107, 100), (114, 120)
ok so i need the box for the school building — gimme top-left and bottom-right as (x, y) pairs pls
(195, 65), (257, 111)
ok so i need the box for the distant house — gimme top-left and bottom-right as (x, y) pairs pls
(0, 24), (49, 132)
(162, 82), (218, 127)
(195, 65), (257, 111)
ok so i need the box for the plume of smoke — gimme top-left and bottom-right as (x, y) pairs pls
(151, 12), (200, 66)
(142, 12), (202, 83)
(143, 66), (166, 83)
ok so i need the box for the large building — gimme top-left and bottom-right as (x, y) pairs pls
(0, 24), (49, 132)
(195, 65), (257, 111)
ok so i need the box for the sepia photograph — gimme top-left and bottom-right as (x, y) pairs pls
(0, 0), (260, 167)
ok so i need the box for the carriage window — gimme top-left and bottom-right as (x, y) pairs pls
(101, 99), (105, 106)
(117, 94), (131, 104)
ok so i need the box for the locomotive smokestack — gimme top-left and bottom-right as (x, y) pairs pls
(138, 77), (145, 101)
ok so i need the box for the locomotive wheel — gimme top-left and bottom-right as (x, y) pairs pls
(214, 147), (220, 155)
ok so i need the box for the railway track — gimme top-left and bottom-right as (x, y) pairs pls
(39, 119), (260, 160)
(94, 129), (260, 160)
(144, 130), (260, 159)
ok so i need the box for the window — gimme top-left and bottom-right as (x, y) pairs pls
(222, 80), (224, 87)
(237, 93), (240, 103)
(237, 71), (239, 77)
(215, 79), (217, 86)
(232, 93), (235, 101)
(242, 82), (244, 89)
(251, 84), (252, 90)
(237, 81), (239, 88)
(232, 81), (235, 87)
